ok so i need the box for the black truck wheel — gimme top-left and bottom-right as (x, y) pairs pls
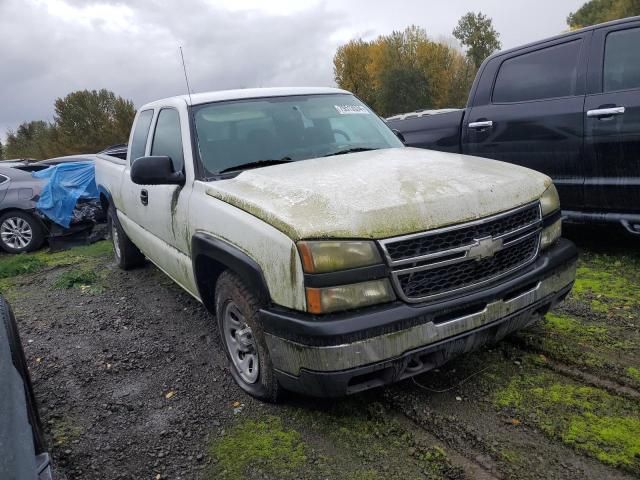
(215, 271), (281, 402)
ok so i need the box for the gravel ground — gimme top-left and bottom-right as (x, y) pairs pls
(1, 224), (638, 480)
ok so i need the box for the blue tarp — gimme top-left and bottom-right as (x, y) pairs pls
(33, 162), (99, 228)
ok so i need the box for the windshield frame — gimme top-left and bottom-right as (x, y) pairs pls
(190, 93), (403, 180)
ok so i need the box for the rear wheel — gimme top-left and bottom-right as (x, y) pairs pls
(215, 271), (280, 402)
(0, 211), (45, 254)
(108, 206), (145, 270)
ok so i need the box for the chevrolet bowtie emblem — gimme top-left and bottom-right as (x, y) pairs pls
(468, 236), (503, 260)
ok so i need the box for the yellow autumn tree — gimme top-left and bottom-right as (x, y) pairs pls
(333, 26), (475, 117)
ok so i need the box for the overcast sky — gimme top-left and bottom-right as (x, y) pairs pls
(0, 0), (585, 143)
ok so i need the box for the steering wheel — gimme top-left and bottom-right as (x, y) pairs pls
(332, 129), (351, 142)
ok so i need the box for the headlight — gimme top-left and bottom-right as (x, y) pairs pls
(306, 279), (395, 314)
(297, 240), (382, 273)
(540, 184), (561, 249)
(541, 218), (562, 249)
(540, 184), (560, 216)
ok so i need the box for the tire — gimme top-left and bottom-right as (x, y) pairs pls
(0, 211), (45, 254)
(0, 296), (46, 453)
(108, 206), (145, 270)
(215, 271), (281, 402)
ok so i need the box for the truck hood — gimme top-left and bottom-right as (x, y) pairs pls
(205, 147), (551, 240)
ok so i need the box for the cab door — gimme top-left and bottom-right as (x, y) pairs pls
(583, 21), (640, 213)
(463, 34), (590, 210)
(120, 104), (196, 293)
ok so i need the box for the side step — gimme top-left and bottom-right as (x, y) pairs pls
(562, 210), (640, 236)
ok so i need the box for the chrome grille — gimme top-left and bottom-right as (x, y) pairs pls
(383, 202), (541, 262)
(379, 202), (542, 303)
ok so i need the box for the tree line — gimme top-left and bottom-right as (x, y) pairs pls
(333, 13), (501, 117)
(0, 89), (135, 161)
(568, 0), (640, 28)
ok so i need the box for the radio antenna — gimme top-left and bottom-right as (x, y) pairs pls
(179, 46), (193, 105)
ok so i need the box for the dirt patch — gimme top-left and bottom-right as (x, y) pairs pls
(1, 224), (638, 479)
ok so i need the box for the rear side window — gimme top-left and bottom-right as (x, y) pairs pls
(0, 174), (8, 185)
(493, 40), (582, 103)
(130, 110), (154, 164)
(604, 27), (640, 92)
(151, 109), (184, 172)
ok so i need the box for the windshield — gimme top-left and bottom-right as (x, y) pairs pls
(192, 93), (403, 174)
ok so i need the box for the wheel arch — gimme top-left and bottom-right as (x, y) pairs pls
(98, 185), (113, 213)
(0, 208), (48, 240)
(191, 232), (271, 314)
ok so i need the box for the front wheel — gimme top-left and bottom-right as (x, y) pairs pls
(0, 211), (45, 254)
(215, 271), (281, 402)
(108, 206), (145, 270)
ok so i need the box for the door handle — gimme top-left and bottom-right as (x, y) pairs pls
(586, 106), (625, 118)
(468, 120), (494, 129)
(140, 189), (148, 206)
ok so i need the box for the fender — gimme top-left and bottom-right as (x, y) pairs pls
(98, 185), (114, 211)
(191, 232), (271, 311)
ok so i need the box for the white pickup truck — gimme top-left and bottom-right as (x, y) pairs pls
(95, 87), (577, 401)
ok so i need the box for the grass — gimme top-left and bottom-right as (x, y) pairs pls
(494, 368), (640, 473)
(544, 312), (608, 339)
(53, 269), (99, 290)
(0, 241), (112, 280)
(209, 404), (465, 480)
(0, 254), (47, 279)
(208, 416), (307, 480)
(0, 241), (112, 296)
(513, 250), (640, 387)
(626, 367), (640, 383)
(289, 401), (464, 480)
(570, 253), (640, 318)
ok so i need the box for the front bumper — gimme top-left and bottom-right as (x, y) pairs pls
(261, 239), (577, 397)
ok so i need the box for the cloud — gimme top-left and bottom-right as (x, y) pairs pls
(0, 0), (342, 142)
(0, 0), (585, 146)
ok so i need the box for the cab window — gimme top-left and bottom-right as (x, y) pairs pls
(604, 27), (640, 92)
(493, 40), (582, 103)
(129, 110), (154, 164)
(151, 109), (185, 172)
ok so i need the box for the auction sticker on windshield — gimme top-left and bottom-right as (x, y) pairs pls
(334, 105), (370, 115)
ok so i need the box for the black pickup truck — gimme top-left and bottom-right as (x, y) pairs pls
(388, 16), (640, 234)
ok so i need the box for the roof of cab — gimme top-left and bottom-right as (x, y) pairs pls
(141, 87), (351, 109)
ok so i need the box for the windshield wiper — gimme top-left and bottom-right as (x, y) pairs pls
(323, 147), (378, 157)
(219, 157), (293, 173)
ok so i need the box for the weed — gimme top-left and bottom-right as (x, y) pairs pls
(54, 269), (98, 289)
(50, 418), (82, 446)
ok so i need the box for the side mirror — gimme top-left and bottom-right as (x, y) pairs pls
(130, 156), (185, 186)
(392, 129), (406, 144)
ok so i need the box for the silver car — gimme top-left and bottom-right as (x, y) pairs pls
(0, 166), (46, 253)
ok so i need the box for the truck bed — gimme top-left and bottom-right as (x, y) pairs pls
(386, 109), (464, 153)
